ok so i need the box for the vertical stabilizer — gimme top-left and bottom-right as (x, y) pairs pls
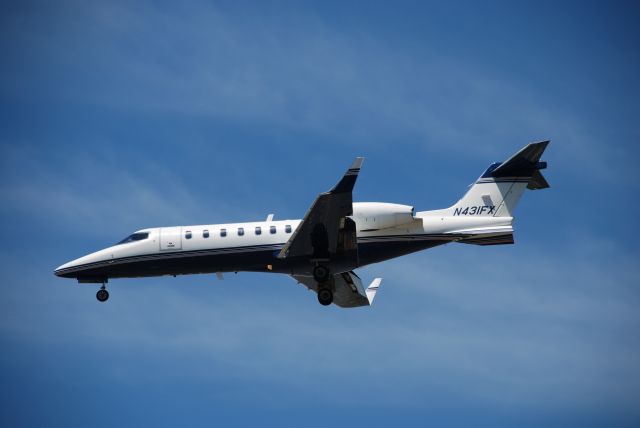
(448, 141), (550, 217)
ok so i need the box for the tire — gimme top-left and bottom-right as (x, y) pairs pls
(317, 288), (333, 306)
(96, 289), (109, 302)
(313, 265), (330, 283)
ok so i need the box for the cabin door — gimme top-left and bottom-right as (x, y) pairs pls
(160, 227), (182, 251)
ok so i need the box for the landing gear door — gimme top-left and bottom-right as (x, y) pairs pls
(160, 227), (182, 251)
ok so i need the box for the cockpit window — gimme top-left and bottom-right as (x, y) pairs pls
(117, 232), (149, 245)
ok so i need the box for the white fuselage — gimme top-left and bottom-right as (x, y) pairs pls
(54, 202), (513, 281)
(54, 141), (549, 307)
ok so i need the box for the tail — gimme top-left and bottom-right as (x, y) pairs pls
(449, 141), (550, 217)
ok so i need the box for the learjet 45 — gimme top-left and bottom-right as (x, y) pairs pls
(55, 141), (550, 307)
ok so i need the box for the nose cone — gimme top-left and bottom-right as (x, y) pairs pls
(54, 260), (76, 277)
(54, 258), (83, 278)
(54, 247), (114, 279)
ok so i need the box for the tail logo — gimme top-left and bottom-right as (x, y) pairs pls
(453, 205), (496, 216)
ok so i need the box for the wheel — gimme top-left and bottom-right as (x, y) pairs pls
(317, 288), (333, 306)
(96, 289), (109, 302)
(313, 265), (330, 282)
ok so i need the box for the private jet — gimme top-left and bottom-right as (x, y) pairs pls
(55, 141), (550, 307)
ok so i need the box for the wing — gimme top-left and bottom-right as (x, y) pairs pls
(292, 271), (382, 308)
(277, 157), (364, 260)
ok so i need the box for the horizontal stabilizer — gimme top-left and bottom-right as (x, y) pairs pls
(491, 140), (549, 178)
(488, 140), (550, 191)
(527, 169), (549, 190)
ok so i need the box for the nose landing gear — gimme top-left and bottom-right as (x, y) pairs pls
(96, 284), (109, 302)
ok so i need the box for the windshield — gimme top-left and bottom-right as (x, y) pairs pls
(117, 232), (149, 245)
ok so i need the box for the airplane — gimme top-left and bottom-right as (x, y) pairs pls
(54, 141), (550, 307)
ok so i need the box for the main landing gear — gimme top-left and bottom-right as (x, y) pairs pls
(313, 264), (333, 306)
(317, 287), (333, 306)
(313, 265), (330, 282)
(96, 284), (109, 302)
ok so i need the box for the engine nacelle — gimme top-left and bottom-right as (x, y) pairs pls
(352, 202), (415, 231)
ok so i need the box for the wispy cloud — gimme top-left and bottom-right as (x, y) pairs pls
(5, 0), (629, 168)
(0, 143), (244, 242)
(3, 236), (638, 411)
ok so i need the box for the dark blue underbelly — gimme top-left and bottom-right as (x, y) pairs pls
(58, 237), (453, 280)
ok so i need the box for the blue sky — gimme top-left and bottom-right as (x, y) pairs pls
(1, 1), (639, 426)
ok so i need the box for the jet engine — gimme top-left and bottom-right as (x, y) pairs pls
(352, 202), (415, 231)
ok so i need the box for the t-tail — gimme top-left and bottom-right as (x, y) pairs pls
(450, 140), (549, 218)
(417, 141), (550, 246)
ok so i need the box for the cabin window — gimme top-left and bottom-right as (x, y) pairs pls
(220, 228), (227, 237)
(117, 232), (149, 245)
(285, 225), (292, 233)
(203, 230), (210, 238)
(255, 226), (261, 235)
(238, 227), (244, 236)
(270, 226), (276, 234)
(185, 231), (192, 239)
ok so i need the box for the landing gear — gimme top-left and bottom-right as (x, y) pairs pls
(96, 284), (109, 302)
(313, 265), (330, 282)
(313, 264), (332, 306)
(317, 288), (333, 306)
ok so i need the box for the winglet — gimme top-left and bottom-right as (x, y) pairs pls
(349, 157), (364, 170)
(330, 157), (364, 193)
(365, 278), (382, 305)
